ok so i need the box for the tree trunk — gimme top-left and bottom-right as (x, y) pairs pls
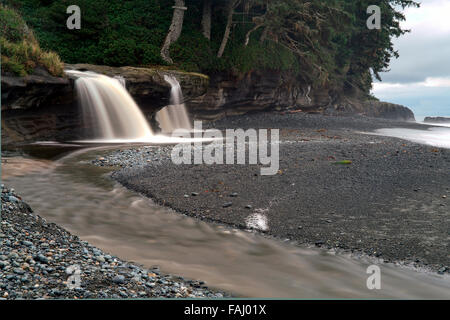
(245, 24), (263, 46)
(201, 0), (212, 40)
(217, 0), (240, 58)
(161, 0), (187, 64)
(260, 26), (268, 43)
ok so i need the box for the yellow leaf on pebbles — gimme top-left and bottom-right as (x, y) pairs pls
(333, 160), (352, 165)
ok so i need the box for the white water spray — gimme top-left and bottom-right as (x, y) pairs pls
(375, 127), (450, 149)
(67, 70), (153, 140)
(156, 75), (192, 133)
(114, 75), (126, 88)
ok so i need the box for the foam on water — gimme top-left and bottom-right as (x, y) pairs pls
(417, 121), (450, 128)
(375, 126), (450, 149)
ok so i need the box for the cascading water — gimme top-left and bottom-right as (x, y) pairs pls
(66, 70), (153, 141)
(156, 75), (192, 133)
(114, 75), (127, 88)
(66, 70), (202, 143)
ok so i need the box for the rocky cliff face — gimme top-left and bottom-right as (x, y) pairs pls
(1, 73), (72, 111)
(1, 71), (77, 145)
(189, 71), (324, 119)
(188, 71), (415, 122)
(64, 64), (209, 109)
(1, 64), (209, 145)
(326, 97), (415, 121)
(424, 117), (450, 124)
(2, 66), (415, 146)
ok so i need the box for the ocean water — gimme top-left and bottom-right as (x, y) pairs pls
(376, 122), (450, 149)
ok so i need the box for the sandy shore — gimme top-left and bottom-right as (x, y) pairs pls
(107, 112), (449, 274)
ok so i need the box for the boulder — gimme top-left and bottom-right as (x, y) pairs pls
(424, 117), (450, 124)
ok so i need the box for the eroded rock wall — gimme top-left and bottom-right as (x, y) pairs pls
(1, 64), (209, 145)
(2, 66), (415, 146)
(187, 71), (415, 122)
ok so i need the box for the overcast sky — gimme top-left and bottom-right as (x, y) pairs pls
(372, 0), (450, 119)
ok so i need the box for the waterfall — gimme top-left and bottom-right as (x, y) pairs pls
(66, 70), (153, 141)
(156, 75), (192, 133)
(114, 75), (126, 88)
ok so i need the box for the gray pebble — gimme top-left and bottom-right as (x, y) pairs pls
(223, 202), (233, 208)
(112, 275), (126, 284)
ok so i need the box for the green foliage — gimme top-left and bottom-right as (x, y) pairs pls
(0, 2), (27, 42)
(0, 4), (64, 76)
(170, 23), (299, 75)
(1, 0), (173, 66)
(2, 0), (418, 94)
(336, 0), (419, 92)
(221, 34), (300, 75)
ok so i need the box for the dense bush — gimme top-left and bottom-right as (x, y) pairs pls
(1, 0), (297, 74)
(1, 0), (172, 66)
(1, 0), (418, 93)
(0, 4), (64, 76)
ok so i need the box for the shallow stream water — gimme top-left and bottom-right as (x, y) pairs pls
(2, 143), (449, 299)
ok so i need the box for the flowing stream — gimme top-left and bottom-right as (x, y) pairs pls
(3, 71), (449, 298)
(2, 144), (449, 299)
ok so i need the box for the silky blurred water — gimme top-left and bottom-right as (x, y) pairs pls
(2, 145), (449, 299)
(376, 125), (450, 149)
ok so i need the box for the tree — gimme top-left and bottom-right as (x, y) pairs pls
(241, 0), (350, 85)
(339, 0), (420, 92)
(161, 0), (187, 64)
(243, 0), (267, 46)
(217, 0), (241, 58)
(239, 0), (418, 92)
(9, 0), (419, 96)
(201, 0), (212, 40)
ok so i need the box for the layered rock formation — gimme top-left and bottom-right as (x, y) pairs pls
(1, 71), (76, 145)
(189, 70), (316, 119)
(2, 66), (415, 145)
(328, 97), (415, 121)
(189, 70), (415, 121)
(424, 117), (450, 124)
(1, 64), (209, 145)
(64, 64), (209, 109)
